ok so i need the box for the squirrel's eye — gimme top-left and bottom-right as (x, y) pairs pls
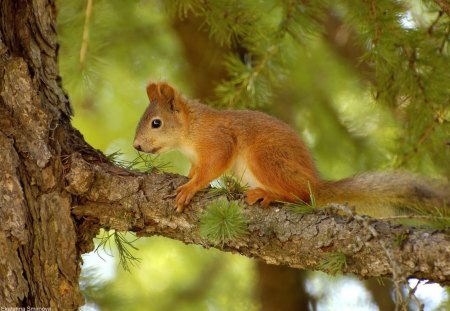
(151, 119), (162, 128)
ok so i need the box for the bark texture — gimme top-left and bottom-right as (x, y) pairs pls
(0, 1), (449, 310)
(66, 154), (450, 286)
(0, 0), (88, 308)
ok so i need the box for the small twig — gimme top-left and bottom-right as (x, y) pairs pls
(433, 0), (450, 18)
(397, 108), (446, 166)
(368, 0), (380, 45)
(226, 45), (278, 107)
(378, 215), (436, 221)
(329, 204), (434, 310)
(80, 0), (94, 68)
(427, 11), (443, 35)
(328, 204), (415, 310)
(416, 119), (438, 146)
(404, 279), (424, 311)
(93, 229), (141, 272)
(221, 1), (301, 107)
(440, 24), (450, 53)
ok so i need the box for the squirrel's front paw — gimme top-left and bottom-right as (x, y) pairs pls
(175, 184), (196, 212)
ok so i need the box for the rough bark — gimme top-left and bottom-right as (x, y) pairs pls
(0, 0), (88, 307)
(66, 154), (450, 286)
(0, 1), (449, 310)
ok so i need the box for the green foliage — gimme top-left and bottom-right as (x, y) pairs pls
(336, 0), (450, 173)
(209, 174), (248, 200)
(393, 232), (409, 248)
(283, 182), (317, 214)
(426, 206), (450, 230)
(318, 252), (348, 275)
(165, 0), (266, 46)
(376, 277), (386, 286)
(165, 0), (331, 108)
(95, 229), (141, 272)
(405, 204), (450, 230)
(437, 287), (450, 311)
(200, 199), (249, 246)
(379, 201), (450, 230)
(166, 0), (450, 175)
(106, 150), (170, 173)
(285, 202), (316, 215)
(211, 0), (325, 108)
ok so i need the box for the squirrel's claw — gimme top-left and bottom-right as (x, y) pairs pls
(175, 183), (196, 212)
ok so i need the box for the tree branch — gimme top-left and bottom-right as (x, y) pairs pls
(65, 153), (450, 285)
(434, 0), (450, 18)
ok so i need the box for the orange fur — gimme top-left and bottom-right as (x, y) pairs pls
(134, 82), (449, 215)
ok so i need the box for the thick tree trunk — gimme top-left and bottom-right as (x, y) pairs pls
(257, 265), (314, 311)
(0, 0), (90, 307)
(1, 1), (449, 310)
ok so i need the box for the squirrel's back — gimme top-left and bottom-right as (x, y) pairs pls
(186, 102), (302, 144)
(183, 100), (320, 201)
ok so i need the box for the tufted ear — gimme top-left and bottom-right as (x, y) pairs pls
(146, 82), (186, 113)
(146, 82), (159, 103)
(158, 82), (176, 106)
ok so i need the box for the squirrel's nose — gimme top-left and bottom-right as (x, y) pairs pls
(133, 141), (142, 151)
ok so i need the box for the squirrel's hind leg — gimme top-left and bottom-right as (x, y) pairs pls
(245, 188), (283, 207)
(244, 147), (314, 206)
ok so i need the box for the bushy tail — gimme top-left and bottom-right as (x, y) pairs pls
(316, 172), (450, 218)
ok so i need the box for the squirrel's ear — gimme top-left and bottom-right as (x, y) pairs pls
(158, 83), (176, 103)
(146, 83), (159, 103)
(157, 82), (186, 113)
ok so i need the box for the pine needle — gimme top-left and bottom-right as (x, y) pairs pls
(199, 199), (248, 246)
(282, 182), (317, 214)
(94, 229), (141, 272)
(318, 252), (347, 275)
(209, 174), (249, 200)
(80, 0), (94, 68)
(106, 150), (170, 173)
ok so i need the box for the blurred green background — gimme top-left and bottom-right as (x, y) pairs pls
(57, 0), (449, 310)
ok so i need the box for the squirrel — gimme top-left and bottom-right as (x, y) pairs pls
(133, 81), (450, 216)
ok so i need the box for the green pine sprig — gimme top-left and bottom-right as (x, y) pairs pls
(199, 199), (249, 246)
(209, 174), (249, 201)
(106, 150), (170, 173)
(94, 229), (141, 272)
(318, 251), (347, 275)
(283, 182), (317, 214)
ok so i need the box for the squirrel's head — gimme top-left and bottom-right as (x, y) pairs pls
(133, 82), (188, 154)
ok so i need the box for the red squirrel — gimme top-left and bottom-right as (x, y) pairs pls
(133, 82), (449, 216)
